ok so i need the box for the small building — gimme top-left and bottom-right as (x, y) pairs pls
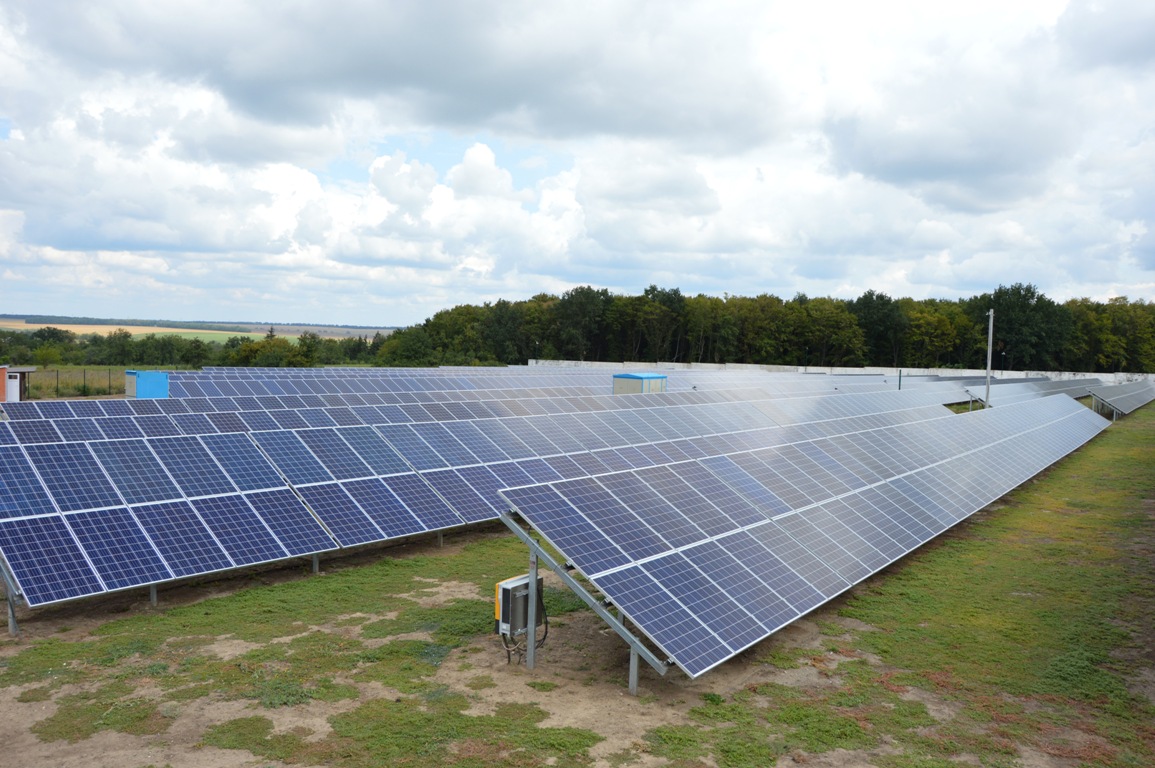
(612, 372), (668, 395)
(0, 365), (36, 403)
(126, 370), (170, 399)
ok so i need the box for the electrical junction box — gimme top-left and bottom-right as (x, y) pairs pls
(495, 574), (544, 638)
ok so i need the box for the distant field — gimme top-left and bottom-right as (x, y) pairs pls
(0, 320), (260, 341)
(0, 320), (388, 341)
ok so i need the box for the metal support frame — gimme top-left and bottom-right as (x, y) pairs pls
(312, 554), (320, 574)
(500, 512), (669, 692)
(149, 585), (158, 607)
(7, 594), (18, 637)
(1, 564), (21, 637)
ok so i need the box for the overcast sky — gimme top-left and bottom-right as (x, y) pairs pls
(2, 1), (1153, 327)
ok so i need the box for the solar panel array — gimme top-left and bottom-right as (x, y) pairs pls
(0, 369), (969, 609)
(501, 394), (1109, 677)
(967, 377), (1103, 407)
(1088, 380), (1155, 415)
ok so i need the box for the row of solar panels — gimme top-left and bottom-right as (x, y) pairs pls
(1089, 380), (1155, 415)
(0, 388), (961, 607)
(501, 395), (1111, 677)
(0, 383), (864, 422)
(966, 378), (1103, 406)
(0, 387), (969, 449)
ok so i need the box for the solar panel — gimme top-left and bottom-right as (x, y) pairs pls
(133, 500), (235, 577)
(24, 443), (123, 512)
(340, 479), (426, 537)
(502, 395), (1109, 678)
(0, 515), (104, 605)
(0, 446), (59, 518)
(64, 507), (172, 590)
(296, 483), (385, 546)
(200, 433), (286, 491)
(88, 440), (182, 505)
(243, 488), (336, 555)
(148, 436), (238, 497)
(191, 495), (289, 566)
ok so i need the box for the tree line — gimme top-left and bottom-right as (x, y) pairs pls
(3, 284), (1152, 373)
(376, 283), (1155, 372)
(0, 327), (388, 369)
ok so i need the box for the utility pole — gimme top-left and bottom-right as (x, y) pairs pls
(984, 309), (994, 407)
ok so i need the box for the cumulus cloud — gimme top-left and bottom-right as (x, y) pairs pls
(0, 0), (1153, 325)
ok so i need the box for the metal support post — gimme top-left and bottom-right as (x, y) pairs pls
(629, 649), (639, 695)
(312, 554), (320, 574)
(526, 552), (539, 670)
(149, 585), (157, 607)
(985, 309), (994, 407)
(438, 532), (444, 547)
(7, 595), (18, 637)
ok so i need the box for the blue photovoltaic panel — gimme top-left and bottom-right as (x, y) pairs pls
(698, 455), (792, 517)
(409, 422), (479, 466)
(127, 399), (162, 416)
(514, 458), (564, 484)
(36, 401), (76, 420)
(172, 412), (218, 435)
(65, 508), (172, 590)
(341, 479), (426, 537)
(552, 478), (670, 561)
(0, 446), (59, 518)
(295, 429), (373, 480)
(68, 401), (106, 418)
(0, 423), (14, 445)
(635, 465), (738, 538)
(271, 410), (310, 430)
(296, 483), (384, 546)
(336, 426), (411, 476)
(207, 411), (249, 433)
(192, 495), (288, 565)
(97, 416), (145, 440)
(238, 410), (280, 431)
(89, 440), (182, 505)
(679, 535), (799, 632)
(643, 551), (767, 652)
(486, 461), (537, 489)
(718, 530), (826, 614)
(543, 454), (591, 480)
(251, 431), (334, 485)
(439, 421), (510, 464)
(148, 436), (238, 498)
(10, 419), (63, 445)
(451, 465), (513, 514)
(746, 522), (849, 598)
(133, 501), (235, 577)
(200, 433), (286, 491)
(421, 470), (497, 523)
(245, 488), (336, 555)
(24, 442), (123, 512)
(132, 415), (183, 438)
(501, 484), (631, 575)
(591, 566), (733, 677)
(2, 402), (43, 420)
(380, 474), (464, 530)
(0, 516), (104, 605)
(51, 415), (106, 441)
(376, 425), (446, 470)
(298, 409), (338, 428)
(471, 420), (535, 459)
(594, 472), (706, 549)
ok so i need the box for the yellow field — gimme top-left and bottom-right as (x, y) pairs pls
(0, 320), (259, 341)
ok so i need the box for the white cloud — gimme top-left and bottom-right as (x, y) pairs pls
(0, 0), (1153, 325)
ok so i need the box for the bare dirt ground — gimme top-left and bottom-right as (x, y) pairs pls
(0, 526), (1150, 768)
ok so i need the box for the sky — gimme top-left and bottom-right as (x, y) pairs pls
(1, 1), (1154, 328)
